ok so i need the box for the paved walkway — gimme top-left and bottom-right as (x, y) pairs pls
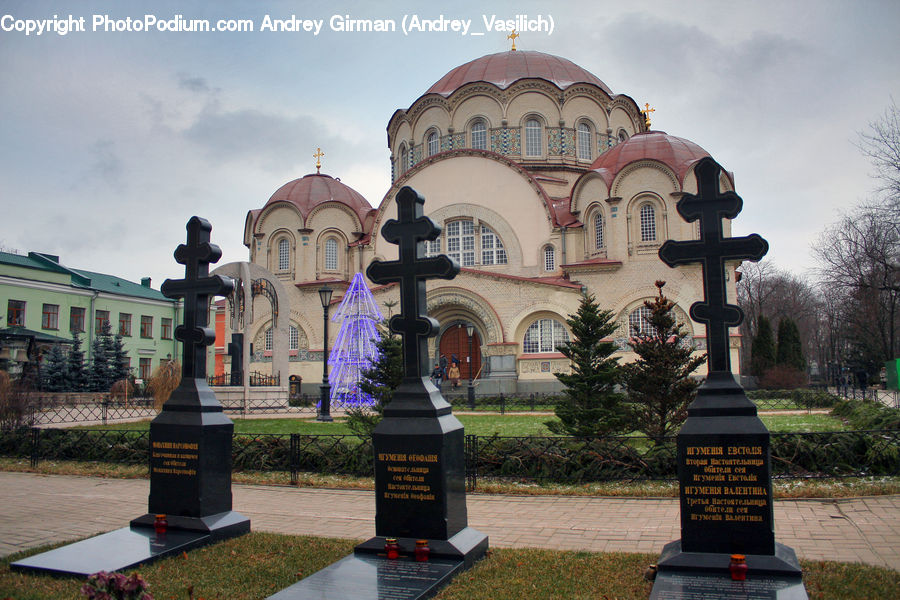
(1, 472), (897, 571)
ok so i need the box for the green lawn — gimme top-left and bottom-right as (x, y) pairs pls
(77, 411), (847, 436)
(2, 533), (897, 600)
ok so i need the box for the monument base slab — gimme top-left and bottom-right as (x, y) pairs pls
(131, 509), (250, 538)
(266, 553), (464, 600)
(657, 539), (802, 576)
(10, 526), (211, 577)
(650, 568), (808, 600)
(356, 526), (488, 569)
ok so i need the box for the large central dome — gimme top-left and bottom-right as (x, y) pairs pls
(425, 50), (613, 97)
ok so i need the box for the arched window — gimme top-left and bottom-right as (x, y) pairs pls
(399, 145), (408, 175)
(629, 306), (655, 337)
(543, 245), (556, 271)
(525, 118), (542, 157)
(424, 236), (441, 257)
(471, 119), (487, 150)
(277, 238), (290, 271)
(640, 204), (656, 242)
(324, 238), (338, 271)
(593, 212), (605, 250)
(577, 122), (593, 160)
(289, 325), (299, 350)
(481, 225), (507, 265)
(427, 130), (440, 157)
(265, 327), (273, 351)
(618, 129), (629, 142)
(523, 318), (569, 353)
(446, 220), (475, 267)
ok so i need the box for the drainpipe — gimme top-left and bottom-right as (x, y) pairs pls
(560, 226), (568, 268)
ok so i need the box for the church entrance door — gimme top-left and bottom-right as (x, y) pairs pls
(439, 324), (482, 382)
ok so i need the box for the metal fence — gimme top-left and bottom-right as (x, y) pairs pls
(3, 428), (897, 489)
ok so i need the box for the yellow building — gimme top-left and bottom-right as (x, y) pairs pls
(238, 50), (740, 395)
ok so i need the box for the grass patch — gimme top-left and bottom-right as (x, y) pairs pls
(2, 533), (897, 599)
(74, 411), (846, 436)
(3, 457), (899, 499)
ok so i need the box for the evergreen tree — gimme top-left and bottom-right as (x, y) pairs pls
(346, 326), (403, 437)
(87, 322), (112, 392)
(776, 317), (805, 371)
(750, 315), (776, 377)
(42, 343), (68, 392)
(66, 334), (87, 391)
(546, 292), (630, 438)
(620, 281), (707, 444)
(108, 332), (130, 384)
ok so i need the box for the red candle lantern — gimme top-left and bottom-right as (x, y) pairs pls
(414, 539), (430, 562)
(384, 537), (400, 559)
(154, 514), (168, 535)
(729, 554), (748, 581)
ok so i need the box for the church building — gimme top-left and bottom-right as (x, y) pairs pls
(234, 49), (741, 396)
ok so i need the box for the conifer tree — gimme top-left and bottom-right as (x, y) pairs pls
(66, 334), (87, 391)
(750, 315), (776, 377)
(108, 332), (130, 384)
(620, 281), (707, 444)
(546, 292), (629, 438)
(87, 322), (112, 392)
(346, 326), (403, 437)
(776, 317), (805, 371)
(42, 343), (68, 392)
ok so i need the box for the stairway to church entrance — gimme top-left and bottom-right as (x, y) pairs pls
(438, 323), (482, 382)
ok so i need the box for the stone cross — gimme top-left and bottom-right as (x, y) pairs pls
(161, 216), (234, 380)
(367, 187), (459, 381)
(659, 157), (768, 373)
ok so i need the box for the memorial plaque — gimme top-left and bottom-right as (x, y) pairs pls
(267, 554), (464, 600)
(650, 571), (808, 600)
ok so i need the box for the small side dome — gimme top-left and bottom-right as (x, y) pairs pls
(589, 131), (712, 187)
(264, 173), (372, 225)
(426, 50), (613, 97)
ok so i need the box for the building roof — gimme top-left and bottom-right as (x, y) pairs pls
(263, 173), (373, 227)
(425, 50), (613, 97)
(588, 131), (715, 188)
(0, 251), (171, 302)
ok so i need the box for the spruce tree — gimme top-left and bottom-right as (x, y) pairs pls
(42, 343), (68, 392)
(750, 315), (776, 377)
(620, 281), (707, 444)
(546, 292), (630, 438)
(776, 317), (805, 371)
(87, 322), (112, 392)
(66, 334), (87, 391)
(346, 326), (403, 437)
(108, 332), (130, 384)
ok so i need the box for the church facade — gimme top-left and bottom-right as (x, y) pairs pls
(233, 50), (741, 395)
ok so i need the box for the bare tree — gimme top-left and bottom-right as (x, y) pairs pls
(857, 99), (900, 201)
(814, 206), (900, 370)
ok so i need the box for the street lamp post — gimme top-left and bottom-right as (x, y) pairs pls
(317, 285), (334, 422)
(466, 324), (475, 410)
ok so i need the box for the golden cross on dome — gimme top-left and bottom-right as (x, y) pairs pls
(507, 30), (519, 51)
(642, 103), (656, 129)
(313, 147), (324, 174)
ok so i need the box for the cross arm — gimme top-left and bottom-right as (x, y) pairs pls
(161, 275), (235, 301)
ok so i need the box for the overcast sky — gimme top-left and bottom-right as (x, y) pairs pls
(2, 0), (898, 289)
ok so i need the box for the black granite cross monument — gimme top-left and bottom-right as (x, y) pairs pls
(651, 158), (804, 598)
(131, 216), (250, 537)
(11, 217), (249, 578)
(266, 188), (487, 600)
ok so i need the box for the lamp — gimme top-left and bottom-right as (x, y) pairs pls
(466, 324), (475, 410)
(317, 284), (334, 422)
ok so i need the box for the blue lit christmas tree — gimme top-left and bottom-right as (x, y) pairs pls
(328, 272), (384, 406)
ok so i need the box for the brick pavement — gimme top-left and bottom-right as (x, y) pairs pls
(1, 472), (897, 571)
